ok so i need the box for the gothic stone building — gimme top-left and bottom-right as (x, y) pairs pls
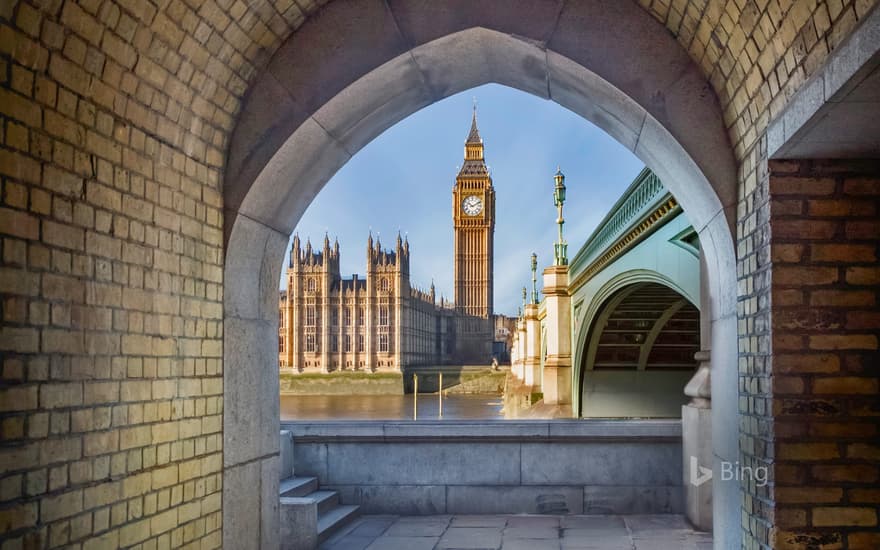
(279, 110), (499, 372)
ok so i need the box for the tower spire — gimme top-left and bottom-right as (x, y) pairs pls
(466, 101), (481, 144)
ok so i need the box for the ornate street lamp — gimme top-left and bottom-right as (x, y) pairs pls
(553, 167), (568, 266)
(530, 252), (539, 304)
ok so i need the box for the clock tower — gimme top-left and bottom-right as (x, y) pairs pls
(453, 107), (495, 319)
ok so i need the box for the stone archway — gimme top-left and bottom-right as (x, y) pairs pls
(221, 3), (739, 548)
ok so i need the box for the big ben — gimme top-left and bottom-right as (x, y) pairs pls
(453, 107), (495, 322)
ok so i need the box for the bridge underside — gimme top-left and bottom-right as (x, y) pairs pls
(580, 282), (699, 418)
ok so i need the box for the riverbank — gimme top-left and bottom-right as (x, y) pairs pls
(280, 393), (504, 420)
(280, 371), (404, 395)
(279, 368), (508, 396)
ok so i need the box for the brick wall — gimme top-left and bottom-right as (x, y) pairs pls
(639, 0), (879, 159)
(737, 137), (776, 549)
(768, 159), (879, 550)
(0, 0), (321, 547)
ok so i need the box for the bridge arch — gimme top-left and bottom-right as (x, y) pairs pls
(576, 278), (700, 418)
(222, 3), (739, 547)
(572, 267), (698, 409)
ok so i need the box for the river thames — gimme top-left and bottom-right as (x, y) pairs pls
(280, 393), (504, 421)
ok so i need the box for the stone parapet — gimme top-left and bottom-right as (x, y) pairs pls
(284, 420), (683, 516)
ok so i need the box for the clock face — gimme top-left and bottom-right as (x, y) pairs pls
(462, 195), (484, 216)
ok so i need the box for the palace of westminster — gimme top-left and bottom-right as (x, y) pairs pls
(278, 111), (512, 372)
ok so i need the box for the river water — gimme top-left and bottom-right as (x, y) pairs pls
(280, 393), (504, 421)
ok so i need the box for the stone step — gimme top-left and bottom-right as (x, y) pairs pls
(279, 476), (318, 497)
(309, 490), (339, 515)
(317, 505), (360, 542)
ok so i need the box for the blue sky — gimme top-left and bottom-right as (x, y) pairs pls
(283, 84), (645, 315)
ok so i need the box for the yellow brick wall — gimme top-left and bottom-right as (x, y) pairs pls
(0, 0), (324, 547)
(0, 0), (876, 548)
(639, 0), (878, 163)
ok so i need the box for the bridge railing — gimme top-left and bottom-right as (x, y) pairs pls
(568, 168), (673, 284)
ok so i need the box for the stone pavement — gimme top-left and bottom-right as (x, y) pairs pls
(319, 514), (713, 549)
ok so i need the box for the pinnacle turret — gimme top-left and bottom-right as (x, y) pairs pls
(466, 104), (481, 144)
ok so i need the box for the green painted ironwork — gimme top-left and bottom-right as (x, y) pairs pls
(569, 168), (668, 274)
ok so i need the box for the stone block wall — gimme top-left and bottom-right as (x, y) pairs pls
(286, 421), (684, 516)
(768, 159), (879, 549)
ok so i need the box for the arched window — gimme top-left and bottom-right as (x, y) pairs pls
(306, 278), (315, 292)
(379, 278), (389, 292)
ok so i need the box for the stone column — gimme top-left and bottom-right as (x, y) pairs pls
(682, 350), (712, 530)
(320, 285), (330, 374)
(541, 265), (571, 406)
(509, 331), (518, 375)
(682, 254), (712, 530)
(523, 303), (541, 387)
(516, 317), (527, 380)
(364, 278), (372, 371)
(292, 292), (302, 372)
(394, 296), (403, 371)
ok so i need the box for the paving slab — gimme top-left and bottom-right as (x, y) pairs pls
(561, 515), (626, 529)
(505, 515), (560, 528)
(347, 517), (396, 537)
(438, 527), (504, 549)
(624, 514), (690, 532)
(503, 527), (559, 539)
(562, 528), (631, 539)
(561, 538), (634, 550)
(395, 514), (452, 524)
(365, 535), (439, 550)
(328, 513), (710, 549)
(319, 535), (374, 550)
(385, 521), (448, 536)
(501, 539), (562, 550)
(451, 515), (509, 527)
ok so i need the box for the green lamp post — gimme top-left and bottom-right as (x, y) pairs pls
(553, 167), (568, 266)
(530, 252), (539, 303)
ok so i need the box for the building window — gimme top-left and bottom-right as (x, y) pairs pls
(306, 306), (316, 326)
(306, 278), (315, 292)
(306, 334), (317, 353)
(331, 335), (338, 353)
(358, 307), (365, 326)
(331, 310), (338, 326)
(344, 307), (351, 326)
(279, 335), (284, 353)
(380, 278), (389, 292)
(279, 309), (285, 329)
(344, 335), (351, 353)
(379, 306), (389, 326)
(379, 334), (389, 353)
(357, 334), (364, 352)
